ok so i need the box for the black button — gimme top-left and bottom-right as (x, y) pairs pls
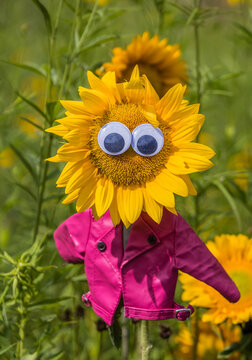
(148, 235), (157, 245)
(97, 241), (106, 252)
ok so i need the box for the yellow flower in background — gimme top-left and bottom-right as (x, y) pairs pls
(0, 147), (16, 168)
(180, 234), (252, 324)
(100, 32), (188, 97)
(175, 321), (241, 360)
(197, 131), (216, 149)
(228, 151), (252, 192)
(21, 75), (57, 109)
(47, 66), (214, 227)
(18, 114), (42, 138)
(85, 0), (109, 5)
(227, 0), (245, 5)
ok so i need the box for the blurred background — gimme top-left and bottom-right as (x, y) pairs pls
(0, 0), (252, 359)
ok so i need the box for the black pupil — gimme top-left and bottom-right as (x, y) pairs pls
(104, 133), (125, 153)
(137, 135), (158, 155)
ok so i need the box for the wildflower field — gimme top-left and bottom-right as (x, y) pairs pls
(0, 0), (252, 359)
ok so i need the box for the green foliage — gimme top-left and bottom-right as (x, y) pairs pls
(0, 0), (252, 359)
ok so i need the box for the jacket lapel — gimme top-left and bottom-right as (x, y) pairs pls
(121, 213), (161, 267)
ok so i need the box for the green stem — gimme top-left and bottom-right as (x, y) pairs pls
(121, 315), (129, 360)
(140, 320), (151, 360)
(192, 310), (200, 360)
(58, 0), (80, 99)
(33, 1), (63, 242)
(16, 303), (27, 359)
(192, 1), (202, 359)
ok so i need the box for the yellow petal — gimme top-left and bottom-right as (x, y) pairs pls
(142, 74), (159, 105)
(123, 187), (143, 223)
(165, 155), (198, 174)
(180, 175), (197, 196)
(60, 100), (87, 115)
(57, 144), (89, 162)
(56, 160), (84, 187)
(95, 178), (114, 217)
(58, 116), (92, 129)
(155, 168), (188, 197)
(175, 142), (215, 159)
(140, 104), (159, 127)
(166, 207), (177, 216)
(146, 181), (175, 208)
(78, 88), (108, 115)
(109, 189), (121, 227)
(101, 71), (121, 103)
(155, 83), (186, 121)
(87, 71), (116, 106)
(76, 176), (97, 212)
(117, 187), (131, 228)
(174, 152), (214, 172)
(46, 154), (62, 162)
(62, 188), (80, 204)
(129, 65), (140, 81)
(142, 187), (163, 224)
(63, 129), (90, 146)
(65, 163), (97, 194)
(46, 124), (68, 137)
(170, 114), (204, 142)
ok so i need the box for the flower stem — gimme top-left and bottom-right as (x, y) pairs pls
(33, 1), (63, 242)
(192, 2), (202, 359)
(140, 320), (151, 360)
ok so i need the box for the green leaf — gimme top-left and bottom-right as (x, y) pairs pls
(28, 296), (72, 307)
(0, 59), (46, 77)
(218, 342), (241, 357)
(31, 0), (52, 36)
(3, 251), (16, 265)
(16, 91), (48, 121)
(46, 101), (63, 123)
(76, 34), (120, 56)
(10, 144), (38, 184)
(218, 334), (252, 358)
(20, 116), (44, 132)
(14, 182), (37, 201)
(213, 179), (242, 232)
(108, 317), (121, 349)
(0, 343), (17, 356)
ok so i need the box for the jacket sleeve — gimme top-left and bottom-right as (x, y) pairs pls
(54, 210), (91, 264)
(174, 213), (240, 303)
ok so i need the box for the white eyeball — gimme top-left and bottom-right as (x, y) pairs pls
(98, 122), (131, 155)
(131, 124), (164, 157)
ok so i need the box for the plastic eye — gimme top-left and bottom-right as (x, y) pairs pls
(131, 124), (164, 157)
(98, 122), (132, 155)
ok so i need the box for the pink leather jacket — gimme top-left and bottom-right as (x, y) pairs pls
(54, 208), (240, 325)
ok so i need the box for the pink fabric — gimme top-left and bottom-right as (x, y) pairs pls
(54, 208), (240, 325)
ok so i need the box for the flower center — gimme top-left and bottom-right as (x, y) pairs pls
(89, 103), (170, 186)
(229, 270), (252, 298)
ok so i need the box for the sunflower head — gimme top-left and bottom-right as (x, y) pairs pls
(180, 234), (252, 324)
(47, 66), (214, 227)
(99, 32), (188, 97)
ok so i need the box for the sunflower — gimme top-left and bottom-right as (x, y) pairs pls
(228, 151), (252, 192)
(180, 234), (252, 324)
(47, 66), (214, 227)
(0, 147), (16, 168)
(175, 321), (241, 360)
(99, 32), (188, 97)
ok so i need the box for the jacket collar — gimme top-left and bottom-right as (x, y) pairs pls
(93, 208), (175, 267)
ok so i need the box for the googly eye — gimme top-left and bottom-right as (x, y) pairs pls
(98, 122), (131, 155)
(131, 124), (164, 157)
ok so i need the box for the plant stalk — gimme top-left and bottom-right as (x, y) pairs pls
(140, 320), (151, 360)
(192, 1), (202, 359)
